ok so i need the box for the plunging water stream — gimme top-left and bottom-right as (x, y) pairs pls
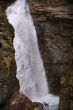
(6, 0), (59, 109)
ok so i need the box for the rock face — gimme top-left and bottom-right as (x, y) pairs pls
(0, 0), (73, 110)
(33, 102), (43, 110)
(0, 0), (19, 109)
(59, 71), (73, 110)
(28, 0), (73, 110)
(9, 94), (33, 110)
(9, 93), (43, 110)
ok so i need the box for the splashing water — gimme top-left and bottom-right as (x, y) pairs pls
(6, 0), (59, 109)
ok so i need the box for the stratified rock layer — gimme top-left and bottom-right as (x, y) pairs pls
(28, 0), (73, 110)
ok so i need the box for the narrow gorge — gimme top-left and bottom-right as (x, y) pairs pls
(0, 0), (73, 110)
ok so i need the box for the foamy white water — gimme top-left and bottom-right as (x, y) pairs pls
(6, 0), (59, 109)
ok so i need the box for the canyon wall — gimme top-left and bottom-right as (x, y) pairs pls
(28, 0), (73, 109)
(0, 1), (19, 109)
(0, 0), (73, 109)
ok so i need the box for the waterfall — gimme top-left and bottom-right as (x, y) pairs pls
(6, 0), (59, 109)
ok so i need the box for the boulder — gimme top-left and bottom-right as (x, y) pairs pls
(9, 94), (44, 110)
(33, 102), (43, 110)
(9, 94), (33, 110)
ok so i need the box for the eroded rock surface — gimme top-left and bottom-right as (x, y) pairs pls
(0, 0), (19, 109)
(28, 0), (73, 109)
(9, 94), (33, 110)
(59, 70), (73, 110)
(9, 93), (43, 110)
(0, 0), (73, 110)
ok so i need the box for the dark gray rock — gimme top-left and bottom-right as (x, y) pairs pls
(0, 79), (8, 105)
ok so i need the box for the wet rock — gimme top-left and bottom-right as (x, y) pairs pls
(9, 93), (44, 110)
(33, 102), (43, 110)
(9, 94), (33, 110)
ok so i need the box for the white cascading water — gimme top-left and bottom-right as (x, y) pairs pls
(6, 0), (59, 109)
